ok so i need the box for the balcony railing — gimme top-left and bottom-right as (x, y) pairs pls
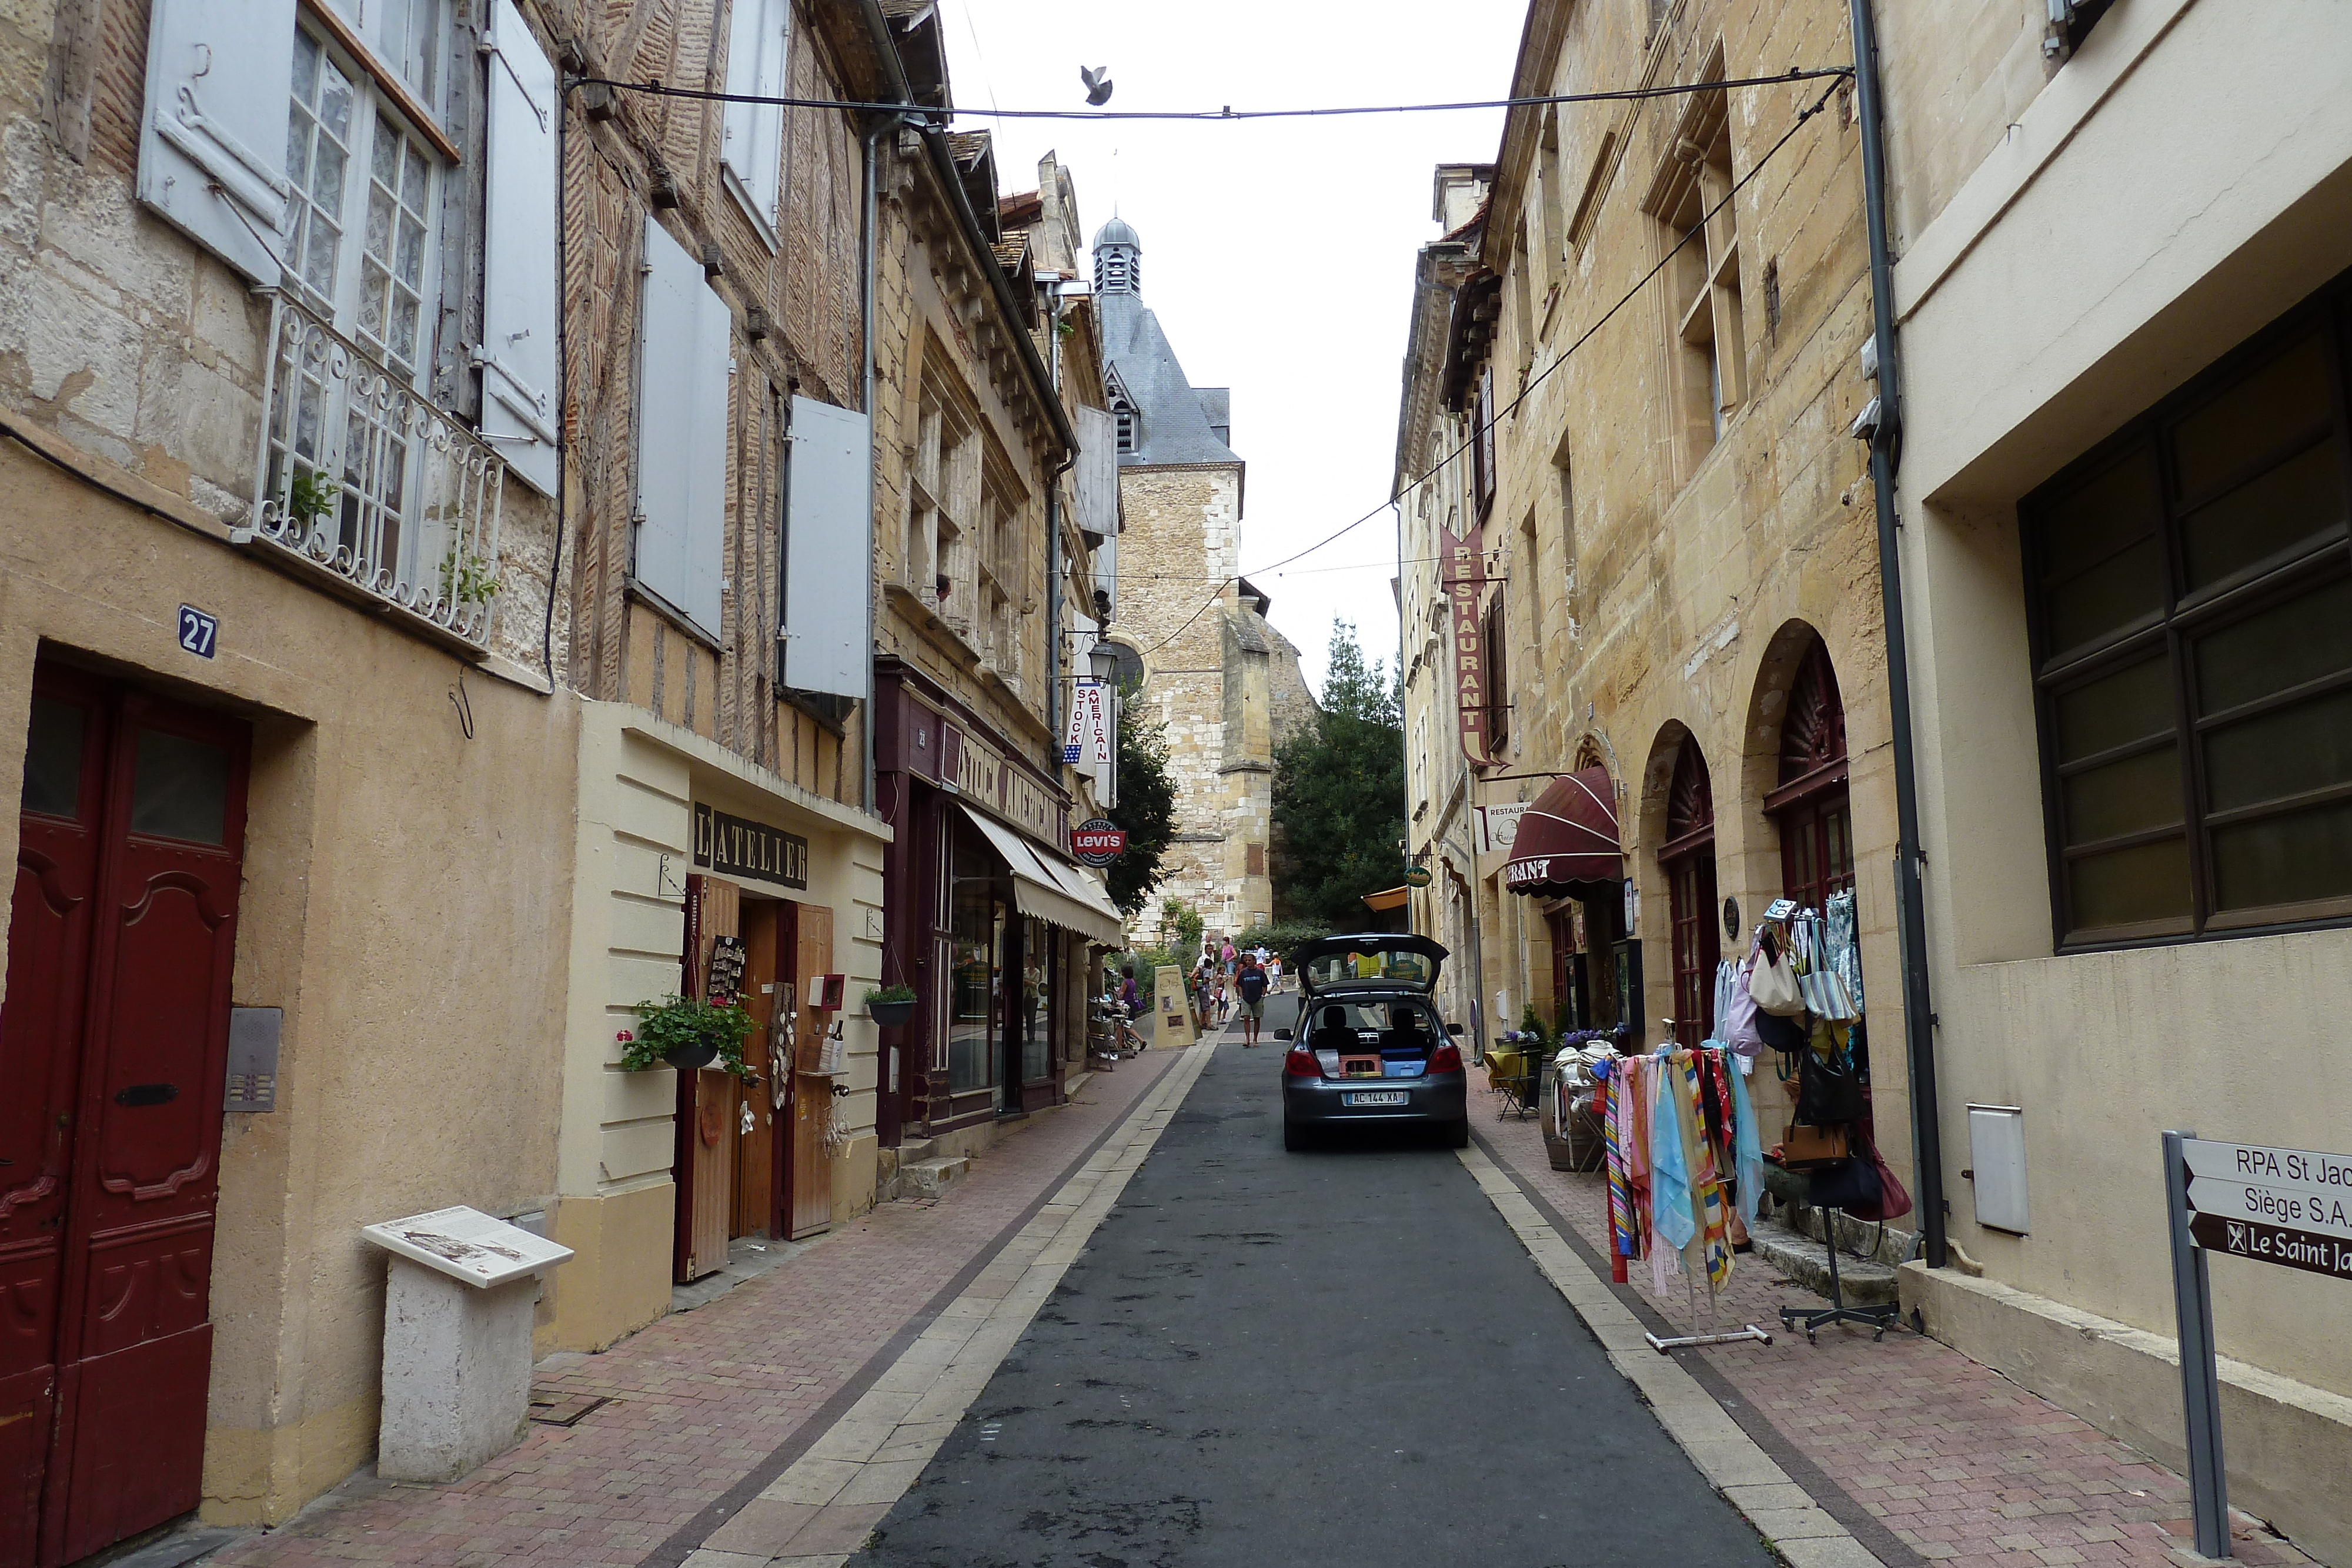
(242, 288), (506, 647)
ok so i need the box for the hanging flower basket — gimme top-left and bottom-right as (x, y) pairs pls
(865, 985), (917, 1029)
(617, 995), (757, 1082)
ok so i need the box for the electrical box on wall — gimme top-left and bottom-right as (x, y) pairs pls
(1967, 1104), (2030, 1233)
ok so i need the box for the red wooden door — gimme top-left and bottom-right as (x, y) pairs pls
(2, 666), (249, 1567)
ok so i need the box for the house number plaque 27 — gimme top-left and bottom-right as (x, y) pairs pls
(178, 604), (219, 658)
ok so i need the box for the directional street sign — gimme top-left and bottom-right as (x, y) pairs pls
(2163, 1132), (2352, 1556)
(2180, 1138), (2352, 1282)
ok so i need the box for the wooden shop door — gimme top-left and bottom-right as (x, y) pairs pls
(730, 900), (781, 1239)
(2, 665), (250, 1568)
(786, 902), (833, 1239)
(673, 875), (739, 1282)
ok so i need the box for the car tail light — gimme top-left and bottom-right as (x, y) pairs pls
(1283, 1045), (1321, 1078)
(1426, 1042), (1463, 1075)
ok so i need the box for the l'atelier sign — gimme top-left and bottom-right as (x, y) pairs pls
(694, 803), (809, 888)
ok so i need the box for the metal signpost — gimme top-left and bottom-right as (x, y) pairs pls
(2162, 1131), (2352, 1561)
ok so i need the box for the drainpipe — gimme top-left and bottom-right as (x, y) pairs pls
(1851, 0), (1947, 1270)
(860, 112), (888, 817)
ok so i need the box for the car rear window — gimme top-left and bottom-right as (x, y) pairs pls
(1302, 947), (1436, 989)
(1298, 999), (1442, 1052)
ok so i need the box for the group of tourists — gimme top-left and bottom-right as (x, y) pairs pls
(1190, 938), (1277, 1045)
(1098, 934), (1283, 1052)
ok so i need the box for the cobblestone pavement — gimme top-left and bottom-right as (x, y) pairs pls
(212, 1052), (1177, 1568)
(1469, 1084), (2314, 1568)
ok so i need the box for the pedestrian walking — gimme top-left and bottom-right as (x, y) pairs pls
(1234, 952), (1269, 1045)
(1189, 952), (1214, 1033)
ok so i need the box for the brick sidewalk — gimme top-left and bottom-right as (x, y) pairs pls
(1469, 1084), (2313, 1568)
(214, 1052), (1179, 1568)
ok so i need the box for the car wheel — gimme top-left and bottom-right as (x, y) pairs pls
(1439, 1118), (1470, 1149)
(1283, 1120), (1311, 1152)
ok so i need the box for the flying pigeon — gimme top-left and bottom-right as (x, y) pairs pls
(1080, 65), (1113, 106)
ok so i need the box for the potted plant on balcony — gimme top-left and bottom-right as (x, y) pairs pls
(864, 984), (917, 1029)
(617, 994), (758, 1082)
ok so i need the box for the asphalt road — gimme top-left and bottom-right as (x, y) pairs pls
(848, 991), (1775, 1567)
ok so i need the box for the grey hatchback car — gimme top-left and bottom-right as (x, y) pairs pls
(1278, 934), (1469, 1150)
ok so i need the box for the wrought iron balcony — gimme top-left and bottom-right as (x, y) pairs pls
(236, 287), (507, 648)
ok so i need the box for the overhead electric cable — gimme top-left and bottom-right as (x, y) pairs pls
(564, 66), (1850, 122)
(1133, 74), (1847, 657)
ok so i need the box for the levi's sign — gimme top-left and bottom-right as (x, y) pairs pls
(1071, 817), (1125, 867)
(2180, 1138), (2352, 1282)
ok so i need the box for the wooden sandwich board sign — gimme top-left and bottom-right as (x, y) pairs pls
(2162, 1132), (2352, 1560)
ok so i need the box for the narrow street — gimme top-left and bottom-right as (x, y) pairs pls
(843, 993), (1773, 1567)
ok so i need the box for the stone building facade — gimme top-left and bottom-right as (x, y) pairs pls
(1091, 219), (1316, 946)
(1397, 0), (1900, 1178)
(864, 18), (1122, 1165)
(1399, 0), (2352, 1559)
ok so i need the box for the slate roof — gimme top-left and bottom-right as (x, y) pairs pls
(1095, 221), (1239, 467)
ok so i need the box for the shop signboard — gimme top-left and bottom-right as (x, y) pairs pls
(1064, 679), (1112, 766)
(2162, 1132), (2352, 1559)
(694, 803), (808, 889)
(1475, 801), (1528, 855)
(1071, 818), (1125, 866)
(1404, 865), (1433, 888)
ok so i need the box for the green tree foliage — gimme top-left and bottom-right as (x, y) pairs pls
(1105, 677), (1178, 915)
(1271, 623), (1406, 931)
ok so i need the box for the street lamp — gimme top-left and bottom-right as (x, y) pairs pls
(1088, 645), (1121, 684)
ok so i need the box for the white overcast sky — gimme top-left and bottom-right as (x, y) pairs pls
(941, 0), (1527, 698)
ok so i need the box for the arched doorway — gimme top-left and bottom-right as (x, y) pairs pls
(1768, 637), (1852, 909)
(1661, 733), (1719, 1044)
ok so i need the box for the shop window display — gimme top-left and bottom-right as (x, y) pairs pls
(1769, 639), (1854, 913)
(948, 828), (999, 1095)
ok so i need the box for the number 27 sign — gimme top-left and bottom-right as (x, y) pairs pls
(178, 604), (219, 658)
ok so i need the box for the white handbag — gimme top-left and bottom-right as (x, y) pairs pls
(1749, 940), (1806, 1016)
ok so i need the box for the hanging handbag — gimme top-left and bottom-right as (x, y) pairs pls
(1748, 930), (1806, 1017)
(1806, 1150), (1884, 1213)
(1755, 1006), (1809, 1054)
(1793, 1047), (1868, 1125)
(1720, 954), (1764, 1057)
(1778, 1122), (1850, 1170)
(1845, 1128), (1915, 1222)
(1797, 966), (1859, 1022)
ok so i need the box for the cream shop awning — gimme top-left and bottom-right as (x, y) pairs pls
(956, 804), (1125, 945)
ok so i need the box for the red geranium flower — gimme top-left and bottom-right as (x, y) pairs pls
(616, 1029), (634, 1043)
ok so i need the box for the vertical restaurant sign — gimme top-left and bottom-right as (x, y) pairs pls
(1442, 514), (1495, 766)
(1064, 679), (1112, 767)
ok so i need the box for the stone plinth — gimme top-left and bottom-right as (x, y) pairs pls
(377, 1256), (538, 1483)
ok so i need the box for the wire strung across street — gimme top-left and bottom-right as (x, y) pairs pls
(1129, 73), (1851, 657)
(563, 67), (1852, 123)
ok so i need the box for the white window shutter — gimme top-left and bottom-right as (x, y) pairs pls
(636, 218), (729, 640)
(783, 396), (871, 698)
(1074, 404), (1118, 538)
(721, 0), (787, 229)
(137, 0), (299, 284)
(482, 0), (559, 496)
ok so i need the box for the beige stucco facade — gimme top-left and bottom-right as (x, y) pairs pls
(0, 435), (575, 1524)
(1876, 0), (2352, 1556)
(543, 703), (888, 1353)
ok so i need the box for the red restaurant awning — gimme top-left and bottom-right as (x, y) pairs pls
(1503, 766), (1622, 897)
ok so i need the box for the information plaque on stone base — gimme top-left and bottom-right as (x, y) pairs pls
(361, 1205), (573, 1287)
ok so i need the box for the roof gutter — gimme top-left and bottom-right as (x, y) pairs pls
(854, 0), (1078, 462)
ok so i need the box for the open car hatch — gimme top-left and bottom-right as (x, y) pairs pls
(1289, 933), (1446, 998)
